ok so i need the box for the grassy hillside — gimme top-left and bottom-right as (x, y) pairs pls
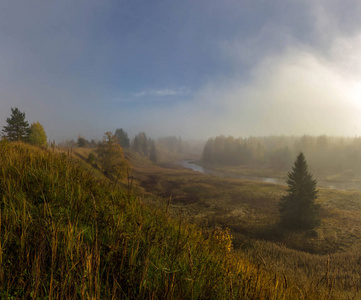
(0, 141), (296, 299)
(2, 141), (361, 298)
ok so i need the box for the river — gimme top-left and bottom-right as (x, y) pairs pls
(178, 160), (284, 185)
(178, 160), (361, 190)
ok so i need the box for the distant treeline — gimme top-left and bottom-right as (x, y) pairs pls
(132, 132), (157, 163)
(59, 131), (204, 163)
(131, 134), (204, 163)
(202, 135), (361, 174)
(60, 130), (158, 163)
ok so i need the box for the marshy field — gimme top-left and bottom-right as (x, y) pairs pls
(2, 142), (361, 299)
(131, 151), (361, 299)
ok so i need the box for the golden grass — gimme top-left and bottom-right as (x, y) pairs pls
(0, 141), (315, 299)
(132, 156), (361, 298)
(3, 141), (361, 298)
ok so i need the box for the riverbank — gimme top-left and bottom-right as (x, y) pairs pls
(178, 159), (284, 184)
(178, 160), (361, 191)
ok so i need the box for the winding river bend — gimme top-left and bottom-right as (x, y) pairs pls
(178, 160), (283, 185)
(178, 160), (361, 191)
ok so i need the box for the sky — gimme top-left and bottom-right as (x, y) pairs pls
(2, 0), (361, 142)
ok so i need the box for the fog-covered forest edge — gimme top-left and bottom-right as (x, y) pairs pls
(62, 131), (361, 176)
(202, 135), (361, 175)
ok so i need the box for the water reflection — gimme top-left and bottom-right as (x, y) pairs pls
(178, 160), (209, 174)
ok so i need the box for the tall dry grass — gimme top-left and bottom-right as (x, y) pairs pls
(0, 141), (295, 299)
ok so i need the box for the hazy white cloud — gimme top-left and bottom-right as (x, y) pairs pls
(203, 45), (361, 137)
(133, 39), (361, 139)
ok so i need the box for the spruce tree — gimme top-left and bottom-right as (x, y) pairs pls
(2, 107), (31, 141)
(279, 152), (320, 229)
(115, 128), (130, 148)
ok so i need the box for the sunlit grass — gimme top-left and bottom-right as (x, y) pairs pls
(132, 155), (361, 298)
(1, 141), (320, 299)
(3, 141), (361, 298)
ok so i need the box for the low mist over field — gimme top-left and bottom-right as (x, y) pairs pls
(2, 1), (361, 141)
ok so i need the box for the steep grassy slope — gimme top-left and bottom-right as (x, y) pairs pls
(0, 141), (297, 299)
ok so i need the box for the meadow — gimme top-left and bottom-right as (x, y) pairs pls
(129, 150), (361, 298)
(1, 142), (361, 298)
(0, 142), (289, 299)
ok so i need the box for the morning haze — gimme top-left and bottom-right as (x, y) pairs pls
(1, 1), (361, 141)
(4, 1), (361, 298)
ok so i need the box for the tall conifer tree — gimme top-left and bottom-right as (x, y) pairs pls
(115, 128), (130, 148)
(279, 152), (320, 229)
(2, 107), (31, 141)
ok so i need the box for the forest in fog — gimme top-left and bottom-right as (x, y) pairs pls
(60, 128), (361, 178)
(202, 135), (361, 174)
